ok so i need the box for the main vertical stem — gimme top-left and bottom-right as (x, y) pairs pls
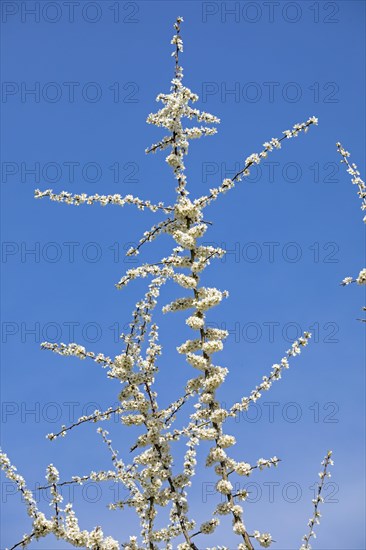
(187, 218), (254, 550)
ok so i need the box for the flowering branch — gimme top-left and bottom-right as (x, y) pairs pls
(337, 142), (366, 319)
(195, 117), (318, 210)
(300, 451), (334, 550)
(230, 332), (311, 415)
(1, 16), (337, 550)
(34, 189), (173, 213)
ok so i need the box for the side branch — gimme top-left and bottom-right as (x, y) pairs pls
(195, 116), (318, 209)
(34, 189), (173, 213)
(230, 332), (311, 415)
(300, 451), (334, 550)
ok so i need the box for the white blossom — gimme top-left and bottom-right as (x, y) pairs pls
(253, 530), (273, 547)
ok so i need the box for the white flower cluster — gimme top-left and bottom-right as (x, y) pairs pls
(162, 296), (195, 313)
(173, 272), (198, 289)
(357, 268), (366, 285)
(195, 287), (229, 311)
(116, 263), (174, 288)
(174, 197), (202, 222)
(283, 117), (318, 138)
(341, 276), (354, 286)
(199, 518), (220, 534)
(216, 479), (233, 494)
(233, 520), (247, 535)
(177, 339), (201, 354)
(46, 463), (59, 484)
(186, 352), (209, 370)
(257, 457), (280, 470)
(186, 314), (205, 330)
(202, 366), (228, 393)
(163, 283), (228, 315)
(253, 530), (273, 547)
(235, 462), (252, 476)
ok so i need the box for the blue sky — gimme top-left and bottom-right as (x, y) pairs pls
(1, 1), (365, 548)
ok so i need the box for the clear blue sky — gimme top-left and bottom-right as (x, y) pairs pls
(1, 1), (365, 548)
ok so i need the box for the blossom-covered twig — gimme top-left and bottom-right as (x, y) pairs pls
(195, 117), (318, 210)
(40, 342), (117, 373)
(300, 451), (334, 550)
(125, 218), (176, 257)
(35, 188), (173, 213)
(230, 332), (312, 415)
(337, 142), (366, 319)
(46, 406), (125, 440)
(337, 142), (366, 222)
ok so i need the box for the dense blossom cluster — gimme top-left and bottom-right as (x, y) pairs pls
(1, 17), (335, 550)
